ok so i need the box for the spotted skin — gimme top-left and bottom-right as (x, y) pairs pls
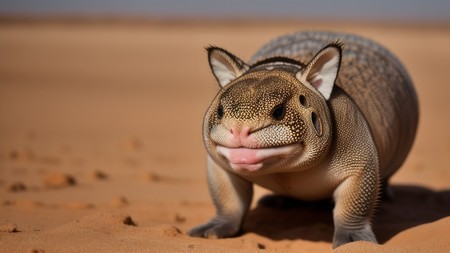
(189, 31), (419, 249)
(250, 31), (419, 177)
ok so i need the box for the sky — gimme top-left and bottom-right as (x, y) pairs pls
(1, 0), (450, 23)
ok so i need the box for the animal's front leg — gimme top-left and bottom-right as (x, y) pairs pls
(332, 168), (379, 248)
(188, 156), (253, 238)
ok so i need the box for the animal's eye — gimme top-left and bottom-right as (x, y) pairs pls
(299, 95), (308, 107)
(271, 104), (286, 121)
(311, 111), (322, 136)
(217, 105), (224, 119)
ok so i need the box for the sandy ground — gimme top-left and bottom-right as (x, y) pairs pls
(1, 19), (450, 252)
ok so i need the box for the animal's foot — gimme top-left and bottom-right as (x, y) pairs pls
(188, 218), (241, 238)
(332, 225), (377, 248)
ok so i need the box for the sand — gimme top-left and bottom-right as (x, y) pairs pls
(1, 19), (450, 252)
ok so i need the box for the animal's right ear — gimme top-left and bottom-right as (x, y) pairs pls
(296, 42), (342, 100)
(207, 46), (249, 88)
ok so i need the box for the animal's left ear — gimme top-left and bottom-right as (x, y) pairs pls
(296, 42), (343, 100)
(207, 46), (249, 88)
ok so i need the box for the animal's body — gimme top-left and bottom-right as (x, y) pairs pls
(188, 31), (419, 248)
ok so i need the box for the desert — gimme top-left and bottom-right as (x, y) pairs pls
(1, 19), (450, 252)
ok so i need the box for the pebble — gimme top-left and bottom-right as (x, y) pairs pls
(162, 225), (182, 237)
(91, 170), (109, 180)
(111, 196), (129, 207)
(9, 182), (27, 192)
(121, 215), (137, 226)
(0, 222), (19, 233)
(44, 172), (76, 188)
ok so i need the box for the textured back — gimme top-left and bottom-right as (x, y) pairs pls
(250, 31), (419, 177)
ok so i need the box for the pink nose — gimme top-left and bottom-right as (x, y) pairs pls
(229, 126), (252, 146)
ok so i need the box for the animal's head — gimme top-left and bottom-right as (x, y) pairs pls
(203, 43), (342, 175)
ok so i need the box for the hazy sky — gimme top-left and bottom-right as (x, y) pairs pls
(1, 0), (450, 23)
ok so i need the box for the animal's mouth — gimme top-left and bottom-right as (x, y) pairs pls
(216, 144), (300, 173)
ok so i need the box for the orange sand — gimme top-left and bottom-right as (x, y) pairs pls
(1, 20), (450, 252)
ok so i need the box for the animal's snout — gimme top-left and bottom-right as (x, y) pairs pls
(226, 126), (256, 148)
(230, 126), (250, 140)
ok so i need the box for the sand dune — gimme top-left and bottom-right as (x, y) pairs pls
(1, 19), (450, 252)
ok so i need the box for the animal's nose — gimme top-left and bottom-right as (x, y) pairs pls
(230, 126), (252, 145)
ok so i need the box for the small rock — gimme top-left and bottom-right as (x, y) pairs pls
(27, 249), (45, 253)
(161, 225), (182, 237)
(174, 213), (186, 223)
(112, 196), (129, 207)
(3, 200), (14, 206)
(241, 239), (266, 250)
(9, 150), (19, 160)
(148, 172), (162, 182)
(121, 215), (136, 226)
(0, 223), (19, 233)
(91, 170), (108, 180)
(44, 172), (76, 188)
(9, 149), (35, 161)
(9, 182), (27, 192)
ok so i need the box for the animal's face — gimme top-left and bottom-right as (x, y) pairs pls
(203, 43), (342, 175)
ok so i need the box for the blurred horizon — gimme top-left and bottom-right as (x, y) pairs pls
(1, 0), (450, 24)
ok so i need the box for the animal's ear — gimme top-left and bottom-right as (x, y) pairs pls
(296, 42), (343, 100)
(207, 46), (249, 88)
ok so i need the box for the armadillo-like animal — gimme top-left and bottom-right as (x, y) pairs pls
(188, 31), (419, 248)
